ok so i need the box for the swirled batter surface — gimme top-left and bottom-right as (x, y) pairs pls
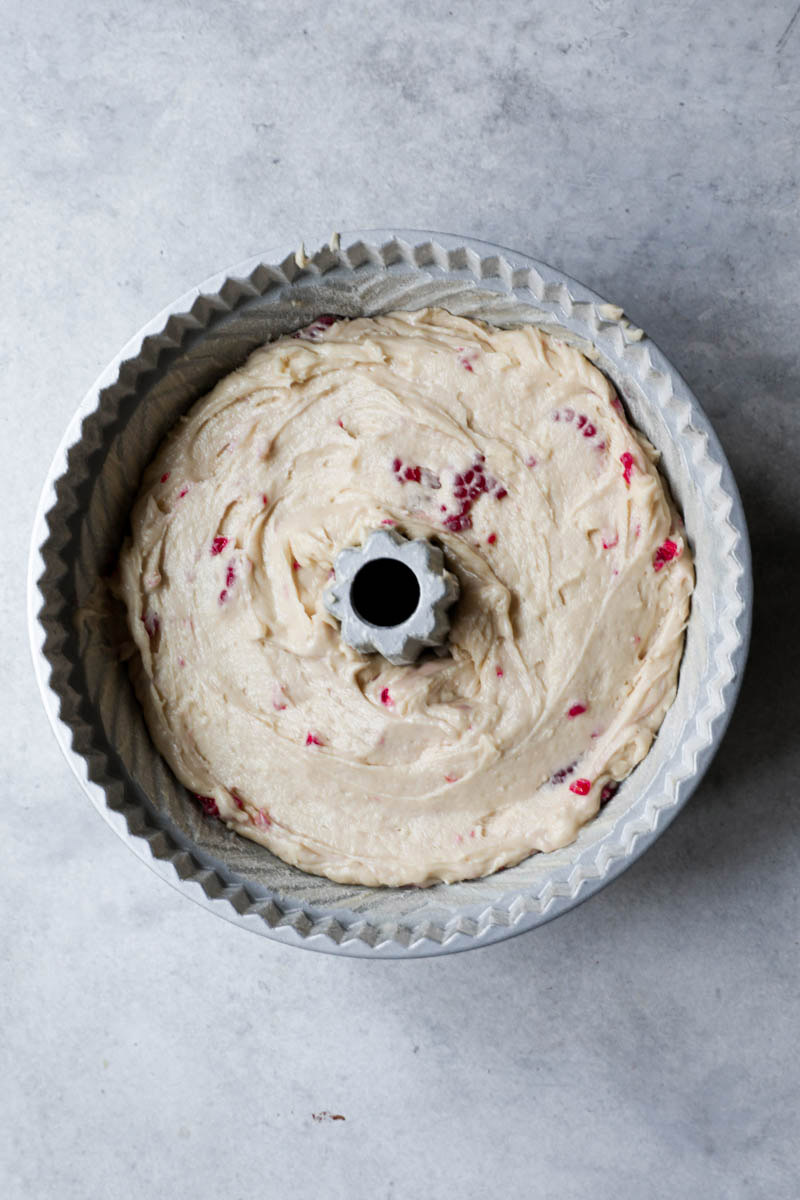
(119, 309), (693, 886)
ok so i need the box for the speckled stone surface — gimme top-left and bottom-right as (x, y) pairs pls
(3, 2), (799, 1197)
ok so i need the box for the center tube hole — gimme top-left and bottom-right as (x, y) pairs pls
(350, 558), (421, 628)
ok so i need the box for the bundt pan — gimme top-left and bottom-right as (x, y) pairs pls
(28, 232), (751, 957)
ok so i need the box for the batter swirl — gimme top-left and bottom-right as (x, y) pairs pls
(118, 309), (693, 886)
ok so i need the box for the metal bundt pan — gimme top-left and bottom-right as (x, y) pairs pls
(28, 231), (751, 957)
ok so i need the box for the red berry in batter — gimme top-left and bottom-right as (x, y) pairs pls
(653, 539), (679, 572)
(195, 794), (219, 818)
(569, 778), (592, 796)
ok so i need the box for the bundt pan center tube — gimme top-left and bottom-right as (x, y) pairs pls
(324, 529), (459, 665)
(28, 231), (751, 957)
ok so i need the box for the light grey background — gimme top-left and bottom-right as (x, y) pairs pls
(3, 2), (799, 1197)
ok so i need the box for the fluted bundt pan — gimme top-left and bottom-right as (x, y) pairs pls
(28, 232), (751, 957)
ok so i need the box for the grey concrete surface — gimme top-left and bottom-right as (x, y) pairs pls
(2, 2), (799, 1197)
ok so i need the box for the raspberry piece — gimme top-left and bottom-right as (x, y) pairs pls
(160, 472), (170, 483)
(444, 512), (472, 532)
(569, 778), (592, 796)
(567, 704), (587, 718)
(442, 457), (505, 533)
(554, 411), (602, 446)
(600, 781), (619, 804)
(305, 732), (323, 746)
(653, 539), (679, 572)
(620, 452), (635, 487)
(210, 536), (228, 556)
(380, 687), (393, 707)
(487, 533), (497, 545)
(194, 794), (219, 818)
(496, 666), (504, 677)
(293, 314), (339, 341)
(225, 563), (236, 588)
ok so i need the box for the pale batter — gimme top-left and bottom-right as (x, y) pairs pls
(118, 309), (693, 886)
